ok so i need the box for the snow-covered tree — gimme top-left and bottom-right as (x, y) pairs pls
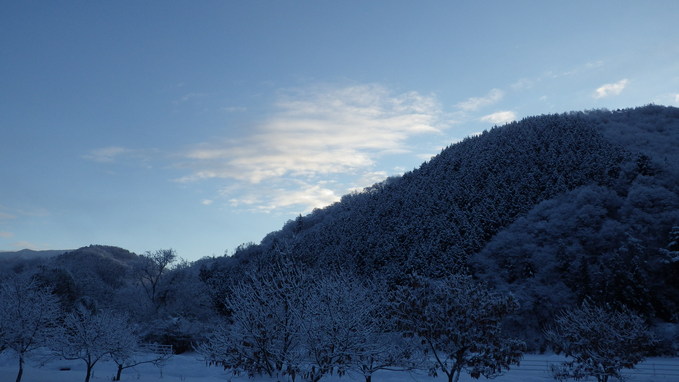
(393, 274), (524, 382)
(198, 255), (308, 380)
(0, 275), (61, 382)
(545, 300), (656, 382)
(54, 307), (138, 382)
(301, 273), (385, 382)
(661, 225), (679, 263)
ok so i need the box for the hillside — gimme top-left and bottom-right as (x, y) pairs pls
(200, 105), (679, 348)
(224, 106), (676, 272)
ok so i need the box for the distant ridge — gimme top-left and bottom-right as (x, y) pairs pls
(0, 248), (71, 262)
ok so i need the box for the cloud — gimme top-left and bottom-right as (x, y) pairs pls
(347, 171), (389, 193)
(480, 111), (516, 125)
(178, 83), (443, 212)
(0, 231), (14, 238)
(594, 79), (629, 99)
(0, 211), (16, 220)
(510, 78), (534, 91)
(455, 89), (504, 111)
(675, 94), (679, 104)
(83, 146), (131, 163)
(265, 184), (340, 212)
(222, 106), (247, 113)
(83, 147), (159, 168)
(174, 92), (209, 105)
(181, 85), (440, 180)
(228, 181), (341, 213)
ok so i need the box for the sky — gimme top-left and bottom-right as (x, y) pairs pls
(1, 1), (678, 261)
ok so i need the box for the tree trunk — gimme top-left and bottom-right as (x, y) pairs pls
(15, 354), (24, 382)
(85, 364), (93, 382)
(116, 364), (123, 381)
(365, 374), (372, 382)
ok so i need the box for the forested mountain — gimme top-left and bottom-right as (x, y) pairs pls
(200, 105), (679, 348)
(2, 105), (678, 359)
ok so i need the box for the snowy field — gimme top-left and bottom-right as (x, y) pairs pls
(1, 352), (678, 382)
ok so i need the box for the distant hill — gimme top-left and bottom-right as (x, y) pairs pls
(0, 248), (70, 262)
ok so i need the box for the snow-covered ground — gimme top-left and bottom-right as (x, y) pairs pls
(1, 351), (678, 382)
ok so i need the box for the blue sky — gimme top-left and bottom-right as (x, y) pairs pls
(1, 1), (678, 260)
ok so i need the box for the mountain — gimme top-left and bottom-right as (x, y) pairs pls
(0, 249), (69, 262)
(201, 105), (679, 349)
(232, 106), (675, 272)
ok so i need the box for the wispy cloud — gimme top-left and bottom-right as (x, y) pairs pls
(227, 181), (341, 213)
(480, 111), (516, 125)
(177, 83), (443, 211)
(174, 92), (209, 105)
(83, 146), (159, 168)
(222, 106), (247, 113)
(455, 89), (504, 111)
(0, 205), (17, 220)
(347, 171), (389, 193)
(0, 231), (13, 238)
(512, 61), (605, 91)
(594, 79), (629, 99)
(83, 146), (131, 163)
(0, 211), (16, 220)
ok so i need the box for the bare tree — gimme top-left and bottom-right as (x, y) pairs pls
(111, 341), (173, 381)
(0, 275), (61, 382)
(134, 249), (177, 312)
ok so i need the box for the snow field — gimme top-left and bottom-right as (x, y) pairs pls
(1, 352), (678, 382)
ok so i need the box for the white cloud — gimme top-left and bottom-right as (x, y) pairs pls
(674, 94), (679, 104)
(201, 199), (214, 206)
(266, 184), (340, 212)
(455, 89), (504, 111)
(594, 79), (629, 99)
(178, 83), (443, 211)
(480, 111), (516, 125)
(228, 181), (341, 213)
(347, 171), (389, 193)
(179, 83), (443, 212)
(0, 231), (14, 238)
